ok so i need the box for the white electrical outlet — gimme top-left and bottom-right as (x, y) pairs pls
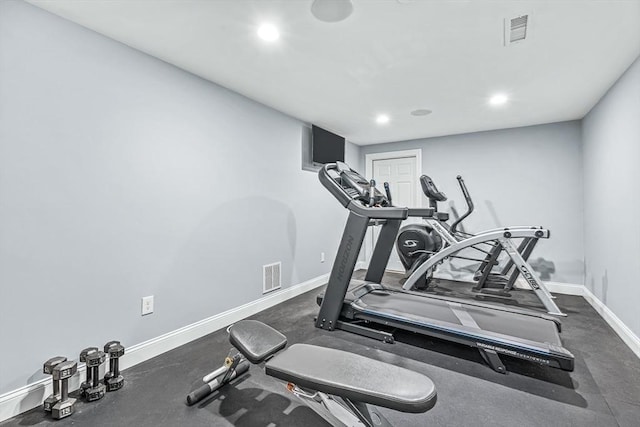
(141, 295), (154, 316)
(320, 252), (325, 263)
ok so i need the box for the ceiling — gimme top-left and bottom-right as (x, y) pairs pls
(27, 0), (640, 145)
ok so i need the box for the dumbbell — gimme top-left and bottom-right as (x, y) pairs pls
(43, 356), (67, 412)
(104, 341), (125, 391)
(51, 360), (77, 419)
(79, 347), (98, 397)
(84, 349), (107, 401)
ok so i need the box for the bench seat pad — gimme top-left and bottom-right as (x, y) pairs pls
(229, 320), (288, 364)
(265, 343), (437, 413)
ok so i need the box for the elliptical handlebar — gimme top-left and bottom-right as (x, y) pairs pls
(450, 175), (474, 234)
(383, 182), (392, 206)
(456, 176), (473, 207)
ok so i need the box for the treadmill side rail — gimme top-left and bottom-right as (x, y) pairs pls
(351, 306), (575, 372)
(336, 321), (395, 344)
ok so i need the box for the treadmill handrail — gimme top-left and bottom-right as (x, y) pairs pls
(407, 208), (435, 218)
(348, 200), (409, 220)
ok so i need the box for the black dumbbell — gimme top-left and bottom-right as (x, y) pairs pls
(79, 347), (98, 397)
(104, 341), (125, 392)
(43, 356), (67, 412)
(51, 360), (77, 419)
(84, 349), (107, 401)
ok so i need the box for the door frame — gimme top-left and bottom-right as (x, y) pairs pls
(365, 149), (423, 207)
(363, 149), (423, 268)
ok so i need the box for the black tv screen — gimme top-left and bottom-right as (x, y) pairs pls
(312, 125), (345, 164)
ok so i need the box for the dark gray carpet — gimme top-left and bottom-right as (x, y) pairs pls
(4, 272), (640, 426)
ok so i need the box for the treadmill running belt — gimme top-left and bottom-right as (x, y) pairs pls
(355, 290), (562, 345)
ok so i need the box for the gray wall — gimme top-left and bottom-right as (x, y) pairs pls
(582, 55), (640, 338)
(0, 1), (351, 394)
(359, 122), (585, 284)
(345, 142), (363, 174)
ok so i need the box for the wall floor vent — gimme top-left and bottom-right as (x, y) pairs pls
(263, 262), (282, 294)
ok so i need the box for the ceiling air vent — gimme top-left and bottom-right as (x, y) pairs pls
(504, 14), (529, 46)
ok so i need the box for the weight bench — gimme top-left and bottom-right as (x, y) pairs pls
(229, 320), (437, 426)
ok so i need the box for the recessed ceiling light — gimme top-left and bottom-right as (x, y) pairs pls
(376, 114), (390, 125)
(411, 109), (432, 116)
(489, 93), (508, 106)
(257, 23), (279, 42)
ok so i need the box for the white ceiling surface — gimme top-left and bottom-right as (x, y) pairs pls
(28, 0), (640, 145)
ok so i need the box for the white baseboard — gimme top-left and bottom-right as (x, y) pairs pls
(544, 281), (586, 296)
(0, 273), (329, 423)
(120, 273), (328, 371)
(355, 261), (367, 271)
(543, 281), (640, 359)
(582, 286), (640, 360)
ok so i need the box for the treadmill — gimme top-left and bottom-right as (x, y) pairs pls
(315, 162), (574, 373)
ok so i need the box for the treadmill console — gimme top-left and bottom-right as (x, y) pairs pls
(319, 162), (408, 220)
(331, 162), (390, 207)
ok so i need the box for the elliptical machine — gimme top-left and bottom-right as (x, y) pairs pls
(395, 174), (562, 315)
(396, 174), (486, 287)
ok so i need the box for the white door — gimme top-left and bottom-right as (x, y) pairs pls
(369, 156), (418, 272)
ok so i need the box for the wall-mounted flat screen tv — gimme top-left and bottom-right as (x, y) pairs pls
(312, 125), (345, 164)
